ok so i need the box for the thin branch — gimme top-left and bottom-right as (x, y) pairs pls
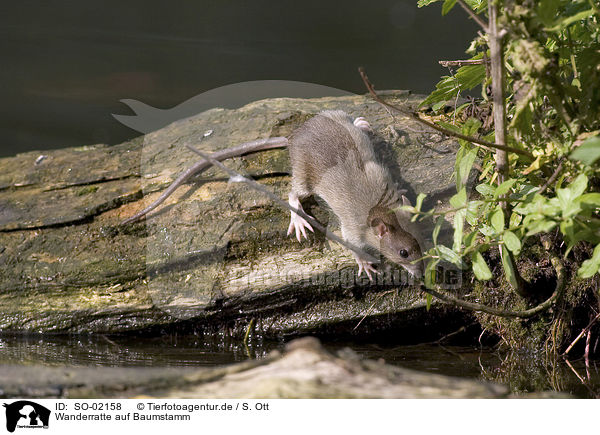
(564, 358), (587, 384)
(457, 0), (489, 31)
(563, 312), (600, 355)
(419, 255), (565, 319)
(537, 157), (565, 195)
(488, 0), (527, 297)
(358, 67), (534, 159)
(488, 1), (509, 184)
(186, 144), (379, 264)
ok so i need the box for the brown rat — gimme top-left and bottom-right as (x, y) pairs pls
(122, 110), (423, 279)
(286, 110), (423, 279)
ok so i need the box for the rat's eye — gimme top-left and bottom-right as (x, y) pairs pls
(399, 249), (409, 258)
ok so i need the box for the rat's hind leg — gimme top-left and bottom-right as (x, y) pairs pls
(353, 116), (372, 133)
(287, 191), (314, 242)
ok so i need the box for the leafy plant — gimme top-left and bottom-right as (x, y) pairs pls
(413, 0), (600, 292)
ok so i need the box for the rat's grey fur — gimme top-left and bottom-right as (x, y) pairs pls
(288, 110), (423, 277)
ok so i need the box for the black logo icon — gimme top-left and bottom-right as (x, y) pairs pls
(3, 401), (50, 433)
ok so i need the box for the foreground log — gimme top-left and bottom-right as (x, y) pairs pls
(0, 92), (465, 338)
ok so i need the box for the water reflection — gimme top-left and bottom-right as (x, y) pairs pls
(0, 335), (598, 397)
(0, 334), (277, 368)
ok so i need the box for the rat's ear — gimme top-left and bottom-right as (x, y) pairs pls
(370, 218), (389, 239)
(395, 195), (413, 221)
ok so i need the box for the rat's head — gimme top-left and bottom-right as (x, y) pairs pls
(368, 208), (424, 277)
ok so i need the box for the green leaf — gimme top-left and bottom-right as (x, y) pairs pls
(432, 217), (443, 245)
(546, 8), (595, 32)
(453, 209), (466, 252)
(471, 251), (492, 280)
(426, 293), (433, 311)
(421, 64), (486, 107)
(455, 147), (478, 191)
(476, 183), (495, 198)
(501, 246), (520, 290)
(569, 173), (589, 198)
(556, 176), (587, 218)
(424, 258), (440, 289)
(479, 224), (495, 237)
(560, 219), (576, 247)
(578, 193), (600, 207)
(450, 187), (467, 208)
(495, 179), (517, 198)
(417, 0), (442, 7)
(570, 136), (600, 166)
(509, 212), (522, 228)
(437, 245), (467, 269)
(491, 207), (505, 233)
(578, 244), (600, 278)
(466, 200), (483, 226)
(464, 230), (478, 249)
(455, 64), (487, 90)
(438, 120), (461, 134)
(525, 218), (557, 236)
(462, 117), (482, 137)
(432, 101), (447, 112)
(537, 0), (561, 27)
(441, 0), (457, 15)
(415, 193), (427, 212)
(503, 230), (522, 255)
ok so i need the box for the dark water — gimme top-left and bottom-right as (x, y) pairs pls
(0, 0), (478, 157)
(1, 334), (599, 398)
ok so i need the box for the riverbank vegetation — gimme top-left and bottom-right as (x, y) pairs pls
(364, 0), (600, 358)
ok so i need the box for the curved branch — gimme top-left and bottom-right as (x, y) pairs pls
(121, 137), (288, 224)
(420, 255), (565, 319)
(457, 0), (488, 31)
(358, 67), (534, 160)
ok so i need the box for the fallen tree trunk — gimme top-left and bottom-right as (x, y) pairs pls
(0, 92), (465, 338)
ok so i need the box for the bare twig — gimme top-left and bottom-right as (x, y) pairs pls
(353, 290), (396, 331)
(186, 144), (379, 263)
(585, 328), (591, 367)
(564, 358), (587, 384)
(537, 157), (566, 195)
(432, 322), (478, 344)
(457, 0), (488, 31)
(563, 312), (600, 355)
(121, 136), (288, 224)
(420, 255), (565, 319)
(358, 67), (534, 159)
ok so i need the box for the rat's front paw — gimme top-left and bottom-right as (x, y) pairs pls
(355, 257), (379, 281)
(287, 212), (314, 242)
(287, 193), (314, 242)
